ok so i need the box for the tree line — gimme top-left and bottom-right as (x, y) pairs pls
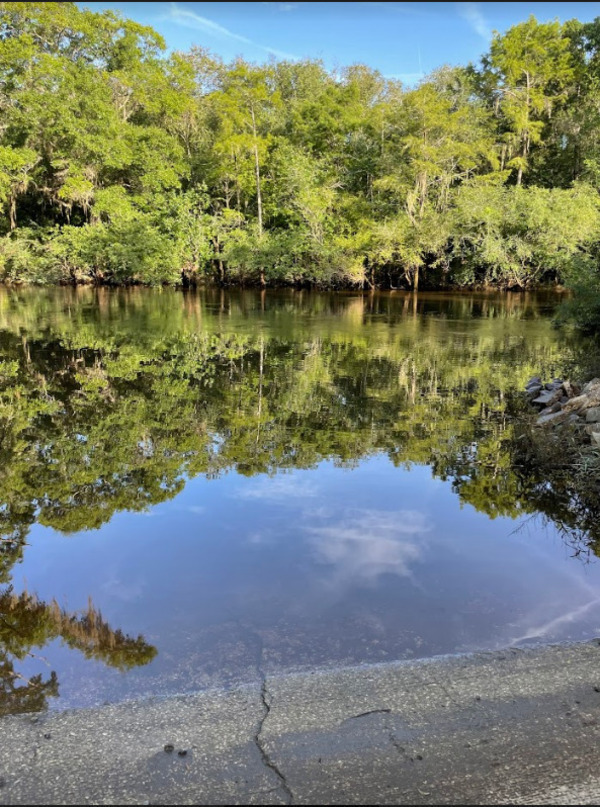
(2, 3), (600, 294)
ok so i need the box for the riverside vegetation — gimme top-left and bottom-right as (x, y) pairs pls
(1, 3), (600, 316)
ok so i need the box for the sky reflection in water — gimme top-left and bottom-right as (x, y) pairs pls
(12, 456), (600, 710)
(1, 288), (600, 711)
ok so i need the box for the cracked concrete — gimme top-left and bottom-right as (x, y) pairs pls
(2, 641), (600, 804)
(255, 681), (294, 805)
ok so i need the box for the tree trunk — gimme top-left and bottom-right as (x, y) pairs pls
(517, 73), (531, 187)
(9, 194), (16, 230)
(212, 236), (225, 284)
(251, 106), (263, 235)
(256, 335), (264, 444)
(254, 142), (263, 235)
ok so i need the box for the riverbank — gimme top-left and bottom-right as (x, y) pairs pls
(2, 641), (600, 805)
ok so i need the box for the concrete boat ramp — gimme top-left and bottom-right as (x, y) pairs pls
(2, 641), (600, 805)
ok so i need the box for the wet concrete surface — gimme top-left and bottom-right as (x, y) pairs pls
(2, 641), (600, 805)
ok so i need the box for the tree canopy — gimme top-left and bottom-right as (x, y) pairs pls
(1, 3), (600, 292)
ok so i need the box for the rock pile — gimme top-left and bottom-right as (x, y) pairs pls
(525, 376), (600, 447)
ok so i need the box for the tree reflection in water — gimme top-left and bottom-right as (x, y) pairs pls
(0, 286), (599, 712)
(0, 585), (156, 716)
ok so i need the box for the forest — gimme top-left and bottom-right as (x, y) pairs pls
(2, 2), (600, 303)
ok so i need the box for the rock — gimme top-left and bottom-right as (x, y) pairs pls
(562, 380), (578, 398)
(540, 402), (562, 416)
(564, 393), (591, 413)
(527, 376), (542, 386)
(591, 432), (600, 447)
(585, 407), (600, 423)
(537, 410), (570, 427)
(583, 378), (600, 393)
(564, 386), (600, 413)
(533, 389), (563, 407)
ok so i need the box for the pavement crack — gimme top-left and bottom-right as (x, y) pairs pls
(241, 623), (293, 806)
(254, 678), (294, 805)
(347, 708), (391, 720)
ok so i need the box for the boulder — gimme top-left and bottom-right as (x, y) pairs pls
(532, 389), (563, 407)
(585, 407), (600, 423)
(540, 402), (563, 416)
(561, 380), (579, 398)
(591, 431), (600, 447)
(563, 389), (600, 413)
(537, 409), (570, 427)
(583, 378), (600, 393)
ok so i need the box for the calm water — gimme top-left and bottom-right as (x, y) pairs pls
(1, 286), (599, 714)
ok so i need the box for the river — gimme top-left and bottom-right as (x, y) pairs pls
(0, 286), (598, 713)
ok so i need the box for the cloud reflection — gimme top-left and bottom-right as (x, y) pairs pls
(307, 509), (430, 586)
(237, 475), (317, 501)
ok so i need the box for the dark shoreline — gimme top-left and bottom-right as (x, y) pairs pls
(0, 278), (572, 292)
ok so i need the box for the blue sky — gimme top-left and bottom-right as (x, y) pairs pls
(81, 2), (600, 83)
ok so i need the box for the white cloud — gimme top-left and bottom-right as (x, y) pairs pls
(457, 2), (491, 42)
(262, 2), (299, 9)
(167, 3), (297, 60)
(101, 573), (145, 602)
(307, 509), (430, 586)
(236, 475), (317, 502)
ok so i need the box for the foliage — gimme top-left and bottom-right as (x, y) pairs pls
(1, 3), (600, 295)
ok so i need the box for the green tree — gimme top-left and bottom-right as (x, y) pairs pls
(485, 16), (575, 185)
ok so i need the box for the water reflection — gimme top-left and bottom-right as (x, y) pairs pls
(0, 287), (599, 712)
(307, 509), (429, 587)
(0, 587), (156, 716)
